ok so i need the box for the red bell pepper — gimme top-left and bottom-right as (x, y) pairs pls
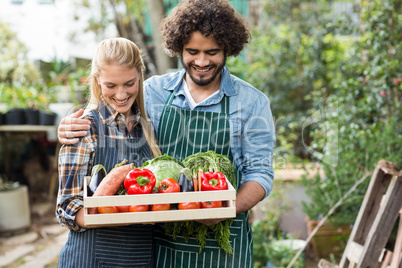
(201, 171), (228, 191)
(124, 168), (156, 194)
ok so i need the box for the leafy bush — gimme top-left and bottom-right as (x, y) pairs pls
(227, 0), (353, 159)
(251, 181), (305, 267)
(302, 0), (401, 226)
(0, 21), (42, 87)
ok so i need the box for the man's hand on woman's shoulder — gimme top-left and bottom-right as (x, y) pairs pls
(58, 109), (91, 145)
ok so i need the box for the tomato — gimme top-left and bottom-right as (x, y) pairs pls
(178, 202), (201, 210)
(116, 205), (131, 213)
(98, 206), (119, 214)
(129, 205), (150, 212)
(201, 201), (222, 208)
(151, 203), (171, 211)
(158, 178), (180, 193)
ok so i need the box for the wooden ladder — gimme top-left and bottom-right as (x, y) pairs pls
(339, 160), (402, 268)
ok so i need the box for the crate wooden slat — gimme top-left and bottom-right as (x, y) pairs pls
(83, 176), (236, 226)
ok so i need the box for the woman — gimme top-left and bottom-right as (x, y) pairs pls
(56, 37), (161, 268)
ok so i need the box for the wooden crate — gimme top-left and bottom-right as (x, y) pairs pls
(83, 176), (236, 227)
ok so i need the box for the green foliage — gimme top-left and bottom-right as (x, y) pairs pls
(0, 84), (49, 110)
(164, 151), (237, 254)
(251, 181), (304, 268)
(227, 0), (354, 159)
(265, 240), (305, 268)
(75, 0), (146, 37)
(302, 0), (402, 226)
(0, 21), (42, 87)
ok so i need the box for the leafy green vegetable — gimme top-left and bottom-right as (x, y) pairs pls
(142, 154), (184, 192)
(164, 151), (237, 254)
(182, 151), (236, 188)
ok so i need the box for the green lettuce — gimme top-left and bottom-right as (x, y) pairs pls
(142, 154), (184, 192)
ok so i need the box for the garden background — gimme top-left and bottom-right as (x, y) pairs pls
(0, 0), (401, 267)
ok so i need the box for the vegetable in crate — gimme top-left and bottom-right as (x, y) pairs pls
(201, 171), (228, 191)
(129, 205), (150, 212)
(201, 201), (222, 208)
(158, 178), (180, 193)
(182, 151), (236, 187)
(178, 202), (201, 210)
(142, 154), (184, 192)
(177, 168), (194, 192)
(152, 204), (170, 211)
(88, 159), (128, 196)
(87, 164), (107, 196)
(98, 206), (119, 214)
(124, 169), (156, 194)
(164, 151), (237, 254)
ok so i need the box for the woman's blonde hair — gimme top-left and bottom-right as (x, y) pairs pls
(87, 37), (161, 157)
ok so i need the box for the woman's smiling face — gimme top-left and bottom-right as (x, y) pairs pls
(97, 64), (139, 118)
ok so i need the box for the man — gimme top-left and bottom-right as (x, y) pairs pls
(58, 0), (275, 267)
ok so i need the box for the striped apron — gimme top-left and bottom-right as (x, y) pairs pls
(154, 92), (253, 268)
(58, 111), (154, 268)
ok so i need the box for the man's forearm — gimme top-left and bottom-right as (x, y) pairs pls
(235, 181), (265, 215)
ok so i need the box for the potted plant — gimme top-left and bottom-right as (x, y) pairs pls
(24, 86), (51, 125)
(3, 86), (28, 125)
(0, 177), (31, 233)
(2, 85), (51, 125)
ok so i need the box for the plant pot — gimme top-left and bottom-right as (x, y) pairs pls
(25, 108), (40, 125)
(0, 112), (4, 125)
(0, 185), (31, 233)
(306, 219), (351, 261)
(5, 108), (26, 125)
(39, 110), (57, 125)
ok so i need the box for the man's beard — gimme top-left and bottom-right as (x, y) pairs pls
(181, 56), (226, 87)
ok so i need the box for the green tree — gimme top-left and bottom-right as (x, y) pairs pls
(75, 0), (175, 75)
(227, 0), (353, 159)
(302, 0), (402, 227)
(0, 21), (42, 87)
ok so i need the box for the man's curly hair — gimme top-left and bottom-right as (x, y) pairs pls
(161, 0), (250, 57)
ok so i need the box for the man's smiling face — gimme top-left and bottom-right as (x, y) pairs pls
(181, 31), (226, 87)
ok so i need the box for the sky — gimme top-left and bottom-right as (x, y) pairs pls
(0, 0), (116, 62)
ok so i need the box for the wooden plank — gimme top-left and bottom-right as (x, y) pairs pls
(340, 160), (401, 268)
(346, 241), (363, 264)
(359, 175), (402, 267)
(354, 168), (389, 243)
(340, 163), (388, 267)
(390, 209), (402, 268)
(83, 176), (237, 226)
(0, 125), (57, 132)
(85, 206), (236, 226)
(380, 250), (393, 268)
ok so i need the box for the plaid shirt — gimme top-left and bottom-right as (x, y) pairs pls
(56, 96), (141, 231)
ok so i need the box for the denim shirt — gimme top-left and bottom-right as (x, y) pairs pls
(144, 66), (275, 198)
